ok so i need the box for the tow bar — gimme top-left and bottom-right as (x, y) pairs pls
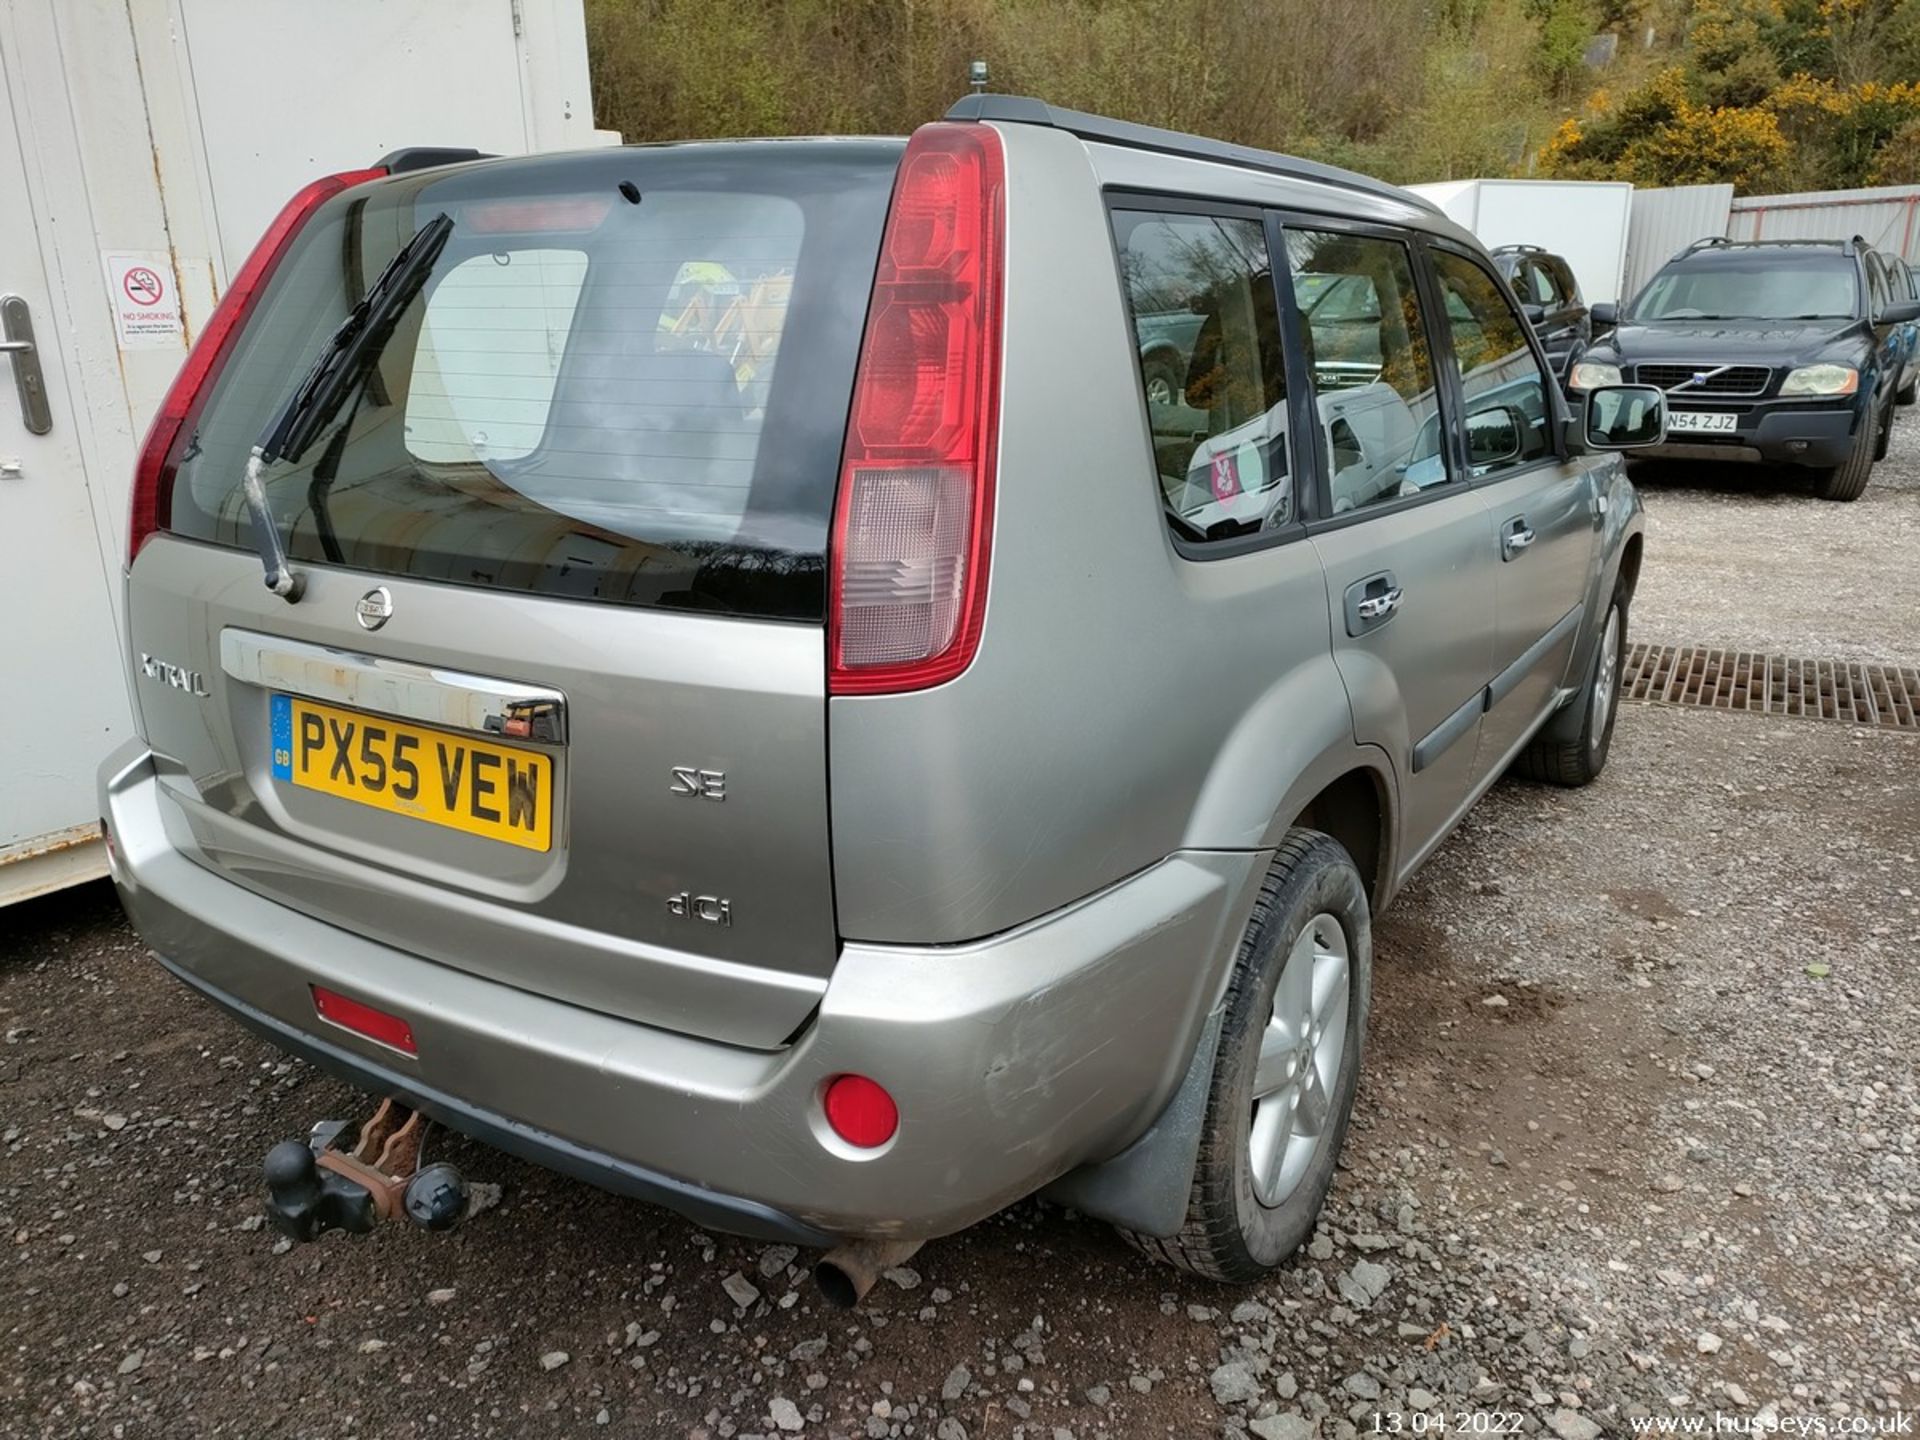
(263, 1098), (473, 1242)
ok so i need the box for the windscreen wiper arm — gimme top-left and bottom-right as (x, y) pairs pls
(243, 211), (455, 601)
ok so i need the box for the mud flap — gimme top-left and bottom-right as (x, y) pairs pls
(1041, 1006), (1225, 1237)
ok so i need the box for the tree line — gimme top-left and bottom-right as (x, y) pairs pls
(584, 0), (1920, 191)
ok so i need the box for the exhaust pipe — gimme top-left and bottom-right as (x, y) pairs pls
(813, 1238), (924, 1308)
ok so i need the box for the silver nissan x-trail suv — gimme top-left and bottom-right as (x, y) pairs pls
(101, 96), (1658, 1288)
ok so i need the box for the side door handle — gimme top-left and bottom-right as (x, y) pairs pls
(1, 295), (52, 435)
(1344, 571), (1403, 636)
(1355, 587), (1403, 620)
(1500, 516), (1536, 561)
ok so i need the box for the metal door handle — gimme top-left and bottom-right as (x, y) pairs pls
(1502, 520), (1537, 560)
(1355, 586), (1403, 620)
(1, 295), (51, 435)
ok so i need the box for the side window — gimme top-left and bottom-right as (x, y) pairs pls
(1284, 228), (1448, 514)
(1532, 262), (1565, 306)
(1430, 250), (1555, 478)
(1866, 257), (1889, 316)
(406, 248), (589, 463)
(1113, 210), (1292, 544)
(1520, 262), (1555, 306)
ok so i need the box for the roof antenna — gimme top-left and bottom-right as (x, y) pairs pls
(968, 59), (989, 94)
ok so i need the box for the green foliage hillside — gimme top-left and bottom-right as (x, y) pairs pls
(585, 0), (1920, 190)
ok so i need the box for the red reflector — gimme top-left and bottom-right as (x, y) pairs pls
(129, 166), (386, 566)
(828, 122), (1005, 695)
(311, 986), (417, 1055)
(822, 1074), (899, 1149)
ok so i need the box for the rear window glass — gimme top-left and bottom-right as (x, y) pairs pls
(164, 143), (901, 620)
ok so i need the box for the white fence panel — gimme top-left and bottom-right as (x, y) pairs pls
(1623, 184), (1732, 303)
(1728, 186), (1920, 263)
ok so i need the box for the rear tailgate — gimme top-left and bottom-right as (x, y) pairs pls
(125, 142), (901, 1049)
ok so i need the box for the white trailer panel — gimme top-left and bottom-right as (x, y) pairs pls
(1407, 178), (1635, 305)
(0, 0), (610, 906)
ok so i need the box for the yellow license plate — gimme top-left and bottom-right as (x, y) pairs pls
(270, 694), (553, 851)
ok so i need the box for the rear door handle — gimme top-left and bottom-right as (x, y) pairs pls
(1355, 587), (1403, 620)
(1501, 517), (1536, 561)
(1344, 571), (1402, 636)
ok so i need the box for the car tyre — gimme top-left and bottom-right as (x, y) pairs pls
(1899, 369), (1917, 407)
(1516, 592), (1625, 787)
(1142, 354), (1184, 409)
(1813, 412), (1876, 502)
(1118, 829), (1370, 1283)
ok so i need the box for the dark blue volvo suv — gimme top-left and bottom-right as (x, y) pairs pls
(1571, 237), (1917, 501)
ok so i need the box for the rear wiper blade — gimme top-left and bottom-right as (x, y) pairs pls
(243, 211), (455, 601)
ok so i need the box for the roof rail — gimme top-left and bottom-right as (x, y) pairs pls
(1679, 234), (1870, 262)
(943, 93), (1439, 214)
(1491, 243), (1546, 255)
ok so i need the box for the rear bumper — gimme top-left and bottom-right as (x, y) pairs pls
(102, 741), (1257, 1243)
(1641, 401), (1860, 468)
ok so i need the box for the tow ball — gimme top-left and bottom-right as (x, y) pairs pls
(263, 1098), (470, 1242)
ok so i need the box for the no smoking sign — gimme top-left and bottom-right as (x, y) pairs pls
(122, 265), (165, 306)
(103, 250), (183, 350)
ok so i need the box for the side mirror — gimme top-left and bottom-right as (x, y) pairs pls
(1878, 299), (1920, 325)
(1589, 302), (1619, 328)
(1521, 303), (1548, 328)
(1583, 384), (1666, 450)
(1466, 403), (1526, 468)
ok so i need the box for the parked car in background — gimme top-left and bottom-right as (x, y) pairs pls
(101, 97), (1659, 1294)
(1492, 243), (1590, 380)
(1867, 248), (1918, 405)
(1136, 308), (1207, 406)
(1571, 236), (1919, 501)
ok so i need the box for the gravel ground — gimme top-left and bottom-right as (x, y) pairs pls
(4, 414), (1917, 1440)
(1629, 405), (1920, 665)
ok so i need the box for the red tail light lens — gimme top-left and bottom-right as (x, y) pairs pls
(128, 166), (386, 566)
(828, 123), (1005, 694)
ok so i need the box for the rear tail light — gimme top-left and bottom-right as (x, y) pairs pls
(128, 166), (386, 566)
(828, 123), (1005, 694)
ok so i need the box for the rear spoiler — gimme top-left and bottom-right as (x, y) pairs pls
(374, 147), (493, 175)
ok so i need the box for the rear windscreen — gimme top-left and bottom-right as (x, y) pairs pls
(165, 142), (902, 620)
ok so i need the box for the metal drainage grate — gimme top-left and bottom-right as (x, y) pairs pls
(1621, 644), (1920, 730)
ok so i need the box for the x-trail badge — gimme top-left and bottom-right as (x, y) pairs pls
(355, 587), (394, 631)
